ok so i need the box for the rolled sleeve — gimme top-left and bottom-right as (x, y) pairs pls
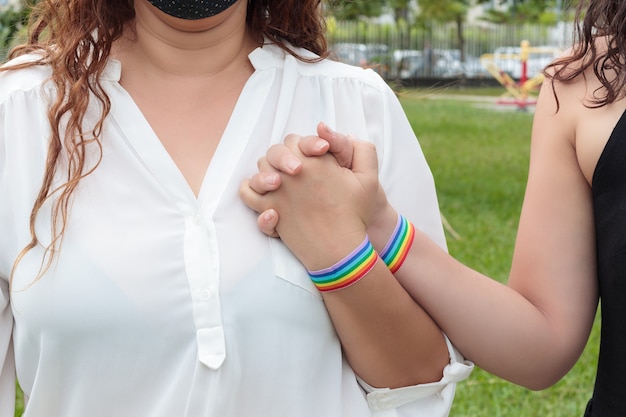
(357, 335), (473, 416)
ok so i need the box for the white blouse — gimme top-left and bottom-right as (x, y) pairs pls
(0, 42), (472, 417)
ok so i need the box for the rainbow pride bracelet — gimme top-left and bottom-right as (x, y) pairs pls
(307, 236), (378, 292)
(379, 215), (416, 273)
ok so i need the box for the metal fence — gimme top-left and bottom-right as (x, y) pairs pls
(0, 15), (573, 86)
(327, 20), (573, 84)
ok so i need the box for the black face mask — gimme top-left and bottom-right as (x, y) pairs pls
(147, 0), (238, 20)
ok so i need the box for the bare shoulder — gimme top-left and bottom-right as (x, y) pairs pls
(536, 42), (626, 184)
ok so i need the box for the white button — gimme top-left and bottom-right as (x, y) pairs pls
(198, 287), (214, 301)
(192, 214), (202, 226)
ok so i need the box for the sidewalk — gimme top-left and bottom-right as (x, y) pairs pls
(423, 92), (537, 112)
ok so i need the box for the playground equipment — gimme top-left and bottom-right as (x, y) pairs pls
(480, 41), (561, 110)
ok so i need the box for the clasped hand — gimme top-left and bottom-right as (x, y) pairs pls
(239, 122), (382, 271)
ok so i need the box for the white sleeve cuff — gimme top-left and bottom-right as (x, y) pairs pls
(357, 335), (474, 412)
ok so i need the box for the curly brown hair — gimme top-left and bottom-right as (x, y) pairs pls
(5, 0), (328, 281)
(547, 0), (626, 107)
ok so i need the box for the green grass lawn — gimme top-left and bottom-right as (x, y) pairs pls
(14, 386), (23, 417)
(401, 92), (600, 417)
(13, 89), (599, 417)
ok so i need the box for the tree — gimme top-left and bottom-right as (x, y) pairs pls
(0, 0), (29, 59)
(325, 0), (386, 20)
(415, 0), (555, 62)
(416, 0), (482, 62)
(389, 0), (413, 22)
(325, 0), (418, 22)
(483, 0), (559, 24)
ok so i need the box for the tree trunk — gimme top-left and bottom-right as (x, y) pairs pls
(456, 15), (465, 62)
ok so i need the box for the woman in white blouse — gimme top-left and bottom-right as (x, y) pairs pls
(0, 0), (472, 415)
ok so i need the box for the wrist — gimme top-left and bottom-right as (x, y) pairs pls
(301, 229), (368, 272)
(379, 215), (415, 274)
(307, 234), (378, 292)
(366, 202), (399, 252)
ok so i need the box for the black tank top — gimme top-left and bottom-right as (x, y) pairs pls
(587, 108), (626, 416)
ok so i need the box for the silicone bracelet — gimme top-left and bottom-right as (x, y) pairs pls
(379, 215), (415, 273)
(307, 236), (378, 292)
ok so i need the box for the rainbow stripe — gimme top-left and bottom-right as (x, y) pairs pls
(380, 215), (415, 274)
(308, 237), (378, 292)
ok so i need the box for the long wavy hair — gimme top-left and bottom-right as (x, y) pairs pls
(547, 0), (626, 107)
(5, 0), (328, 281)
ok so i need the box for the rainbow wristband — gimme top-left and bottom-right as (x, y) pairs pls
(307, 236), (378, 292)
(379, 215), (415, 273)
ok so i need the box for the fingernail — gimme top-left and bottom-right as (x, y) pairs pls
(314, 139), (328, 152)
(265, 173), (278, 186)
(286, 158), (301, 172)
(263, 210), (276, 221)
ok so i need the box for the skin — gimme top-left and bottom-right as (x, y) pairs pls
(241, 44), (620, 390)
(113, 0), (257, 196)
(243, 125), (449, 388)
(114, 0), (449, 388)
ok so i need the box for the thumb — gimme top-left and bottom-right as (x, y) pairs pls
(351, 140), (378, 177)
(317, 121), (354, 168)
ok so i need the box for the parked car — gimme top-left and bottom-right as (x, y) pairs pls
(391, 48), (489, 79)
(390, 48), (462, 78)
(391, 49), (424, 78)
(489, 46), (561, 79)
(331, 43), (392, 77)
(459, 56), (491, 78)
(430, 49), (464, 77)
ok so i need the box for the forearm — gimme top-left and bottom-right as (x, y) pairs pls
(392, 229), (586, 390)
(363, 200), (585, 389)
(304, 200), (451, 388)
(321, 257), (448, 388)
